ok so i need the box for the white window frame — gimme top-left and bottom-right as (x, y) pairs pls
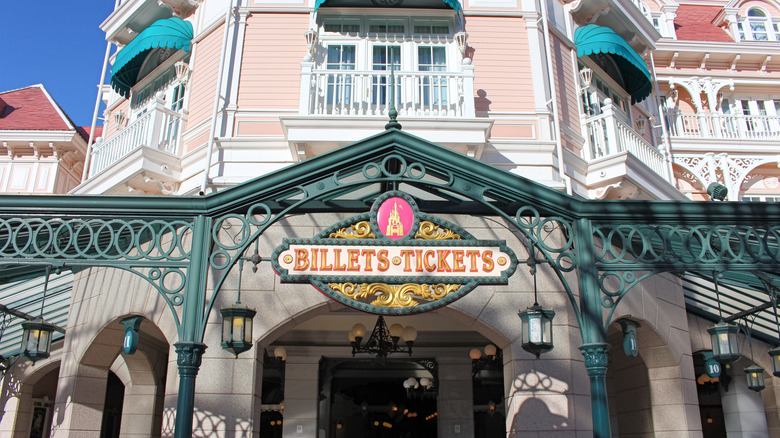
(316, 14), (458, 73)
(736, 7), (780, 41)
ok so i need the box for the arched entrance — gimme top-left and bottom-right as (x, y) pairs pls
(262, 309), (504, 438)
(49, 314), (169, 437)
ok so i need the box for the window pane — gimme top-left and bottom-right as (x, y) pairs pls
(432, 46), (446, 67)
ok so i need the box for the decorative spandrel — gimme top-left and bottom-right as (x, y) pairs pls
(271, 191), (518, 314)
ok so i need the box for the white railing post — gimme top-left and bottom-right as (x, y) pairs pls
(673, 109), (684, 137)
(147, 93), (166, 149)
(461, 63), (475, 118)
(90, 137), (103, 176)
(299, 61), (315, 115)
(601, 99), (621, 155)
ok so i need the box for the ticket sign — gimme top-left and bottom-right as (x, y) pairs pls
(271, 191), (519, 314)
(275, 242), (514, 283)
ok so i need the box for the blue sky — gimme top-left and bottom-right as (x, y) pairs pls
(1, 2), (116, 127)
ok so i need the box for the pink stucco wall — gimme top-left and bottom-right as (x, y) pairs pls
(467, 16), (535, 113)
(237, 14), (310, 109)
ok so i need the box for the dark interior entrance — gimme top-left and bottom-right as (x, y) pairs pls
(322, 358), (437, 438)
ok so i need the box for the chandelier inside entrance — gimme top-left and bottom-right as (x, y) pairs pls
(349, 316), (417, 359)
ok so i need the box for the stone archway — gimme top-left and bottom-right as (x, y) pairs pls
(49, 315), (169, 437)
(2, 359), (61, 438)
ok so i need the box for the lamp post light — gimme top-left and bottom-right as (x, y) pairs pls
(174, 60), (190, 83)
(745, 364), (766, 392)
(707, 320), (740, 364)
(454, 30), (468, 57)
(114, 111), (127, 130)
(304, 29), (318, 61)
(579, 67), (593, 90)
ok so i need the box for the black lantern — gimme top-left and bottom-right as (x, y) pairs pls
(518, 256), (555, 358)
(744, 364), (765, 392)
(707, 320), (740, 364)
(220, 303), (256, 358)
(769, 346), (780, 377)
(21, 318), (57, 363)
(518, 304), (555, 358)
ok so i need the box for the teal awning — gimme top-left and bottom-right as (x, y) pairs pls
(110, 17), (194, 98)
(574, 24), (652, 104)
(314, 0), (461, 14)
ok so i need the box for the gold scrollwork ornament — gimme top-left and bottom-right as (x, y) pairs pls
(330, 221), (376, 239)
(415, 221), (461, 240)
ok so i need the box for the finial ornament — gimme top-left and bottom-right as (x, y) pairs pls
(385, 64), (402, 130)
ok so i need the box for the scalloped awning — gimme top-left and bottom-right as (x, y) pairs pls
(110, 17), (194, 98)
(574, 24), (652, 104)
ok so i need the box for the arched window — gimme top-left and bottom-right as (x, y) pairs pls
(737, 7), (779, 41)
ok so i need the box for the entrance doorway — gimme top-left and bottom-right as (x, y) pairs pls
(321, 358), (437, 438)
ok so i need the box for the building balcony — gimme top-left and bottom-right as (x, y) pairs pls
(74, 95), (182, 195)
(281, 61), (491, 157)
(580, 99), (680, 200)
(669, 113), (780, 144)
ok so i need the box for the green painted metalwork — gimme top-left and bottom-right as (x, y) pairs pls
(1, 129), (780, 437)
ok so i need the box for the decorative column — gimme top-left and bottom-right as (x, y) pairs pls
(580, 344), (610, 438)
(174, 214), (212, 437)
(174, 342), (207, 438)
(573, 218), (612, 438)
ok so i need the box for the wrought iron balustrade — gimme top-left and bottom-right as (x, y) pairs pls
(299, 63), (476, 118)
(582, 101), (668, 179)
(90, 101), (182, 176)
(669, 112), (780, 141)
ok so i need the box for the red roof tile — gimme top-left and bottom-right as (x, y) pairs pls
(77, 125), (103, 142)
(674, 5), (734, 42)
(0, 85), (73, 131)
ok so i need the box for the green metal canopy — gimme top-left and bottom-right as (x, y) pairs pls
(314, 0), (461, 13)
(110, 17), (194, 98)
(574, 24), (652, 104)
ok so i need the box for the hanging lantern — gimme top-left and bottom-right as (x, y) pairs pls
(21, 318), (57, 363)
(618, 319), (640, 357)
(518, 304), (555, 358)
(707, 320), (740, 364)
(220, 302), (256, 357)
(769, 346), (780, 377)
(744, 364), (765, 392)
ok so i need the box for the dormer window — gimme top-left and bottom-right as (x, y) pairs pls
(736, 7), (779, 41)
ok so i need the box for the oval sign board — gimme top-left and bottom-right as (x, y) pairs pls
(272, 191), (519, 314)
(705, 358), (722, 378)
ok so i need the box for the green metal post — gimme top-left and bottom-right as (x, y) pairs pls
(574, 218), (611, 438)
(174, 215), (211, 438)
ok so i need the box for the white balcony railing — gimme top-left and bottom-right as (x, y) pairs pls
(583, 99), (669, 180)
(299, 62), (476, 118)
(669, 112), (780, 141)
(90, 96), (182, 176)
